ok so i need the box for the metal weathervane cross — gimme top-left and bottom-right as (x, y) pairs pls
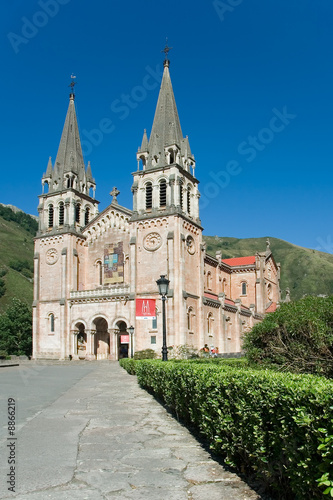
(161, 38), (172, 60)
(69, 74), (77, 94)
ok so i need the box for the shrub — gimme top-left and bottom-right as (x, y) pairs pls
(243, 296), (333, 377)
(133, 348), (156, 360)
(167, 344), (200, 359)
(120, 359), (333, 499)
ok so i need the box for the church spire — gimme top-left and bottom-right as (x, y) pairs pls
(147, 56), (183, 165)
(137, 44), (195, 174)
(44, 80), (95, 196)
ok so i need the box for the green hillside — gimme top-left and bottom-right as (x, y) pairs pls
(203, 235), (333, 301)
(0, 207), (36, 313)
(0, 205), (333, 308)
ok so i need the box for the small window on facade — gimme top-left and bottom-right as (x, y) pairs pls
(242, 282), (247, 295)
(50, 313), (55, 332)
(48, 205), (54, 228)
(152, 316), (157, 329)
(85, 207), (90, 226)
(207, 313), (214, 334)
(159, 179), (167, 207)
(97, 261), (103, 285)
(207, 271), (212, 290)
(151, 336), (156, 344)
(179, 183), (183, 210)
(187, 188), (191, 214)
(75, 203), (81, 224)
(59, 202), (64, 226)
(187, 307), (193, 331)
(146, 182), (152, 209)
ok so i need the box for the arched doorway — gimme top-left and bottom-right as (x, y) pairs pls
(75, 322), (87, 359)
(93, 317), (109, 359)
(116, 321), (129, 359)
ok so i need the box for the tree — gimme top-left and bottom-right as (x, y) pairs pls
(0, 298), (32, 357)
(242, 296), (333, 377)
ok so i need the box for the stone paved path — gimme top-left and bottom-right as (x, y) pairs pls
(1, 362), (262, 499)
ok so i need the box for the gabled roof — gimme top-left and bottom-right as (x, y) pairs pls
(222, 256), (256, 267)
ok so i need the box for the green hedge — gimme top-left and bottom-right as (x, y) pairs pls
(119, 359), (333, 499)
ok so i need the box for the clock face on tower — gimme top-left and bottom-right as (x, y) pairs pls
(143, 232), (162, 252)
(46, 248), (59, 265)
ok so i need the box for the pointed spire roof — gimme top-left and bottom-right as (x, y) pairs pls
(86, 161), (93, 182)
(148, 60), (183, 159)
(139, 129), (149, 152)
(54, 94), (86, 181)
(43, 156), (53, 178)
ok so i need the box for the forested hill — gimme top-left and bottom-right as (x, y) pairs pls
(0, 206), (37, 312)
(0, 205), (332, 310)
(203, 235), (333, 301)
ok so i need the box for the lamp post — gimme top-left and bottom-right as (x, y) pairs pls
(128, 325), (134, 358)
(156, 275), (170, 361)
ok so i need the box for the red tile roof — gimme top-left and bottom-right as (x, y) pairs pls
(266, 302), (277, 313)
(204, 292), (219, 300)
(225, 298), (235, 305)
(222, 256), (256, 267)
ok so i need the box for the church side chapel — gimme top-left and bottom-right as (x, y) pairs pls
(32, 48), (280, 360)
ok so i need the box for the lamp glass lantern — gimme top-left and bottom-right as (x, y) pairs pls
(156, 275), (170, 297)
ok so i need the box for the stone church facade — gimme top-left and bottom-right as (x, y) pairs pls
(32, 56), (280, 360)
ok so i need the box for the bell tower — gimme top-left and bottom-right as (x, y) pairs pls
(131, 54), (200, 224)
(37, 82), (98, 236)
(130, 46), (204, 351)
(33, 81), (99, 359)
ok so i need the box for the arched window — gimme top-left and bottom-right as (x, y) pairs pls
(207, 271), (212, 290)
(50, 313), (55, 333)
(159, 179), (167, 207)
(207, 313), (214, 334)
(75, 203), (81, 224)
(59, 202), (64, 226)
(187, 187), (191, 214)
(179, 183), (183, 210)
(146, 182), (152, 210)
(241, 282), (247, 295)
(48, 204), (54, 228)
(66, 176), (73, 188)
(97, 260), (103, 286)
(187, 307), (194, 331)
(267, 283), (272, 300)
(85, 207), (90, 226)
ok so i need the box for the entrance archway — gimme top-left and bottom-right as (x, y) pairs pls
(75, 322), (87, 359)
(116, 321), (129, 359)
(93, 317), (109, 359)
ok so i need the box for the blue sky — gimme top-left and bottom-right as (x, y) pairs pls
(2, 0), (333, 252)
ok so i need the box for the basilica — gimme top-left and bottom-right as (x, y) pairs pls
(32, 55), (280, 360)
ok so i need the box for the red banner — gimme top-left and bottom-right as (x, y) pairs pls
(120, 335), (129, 344)
(136, 299), (156, 319)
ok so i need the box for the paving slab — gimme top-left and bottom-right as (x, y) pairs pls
(0, 361), (263, 499)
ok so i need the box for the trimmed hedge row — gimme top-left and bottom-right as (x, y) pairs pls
(119, 358), (333, 499)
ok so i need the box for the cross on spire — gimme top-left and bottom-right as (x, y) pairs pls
(69, 74), (77, 96)
(161, 38), (172, 62)
(110, 186), (120, 203)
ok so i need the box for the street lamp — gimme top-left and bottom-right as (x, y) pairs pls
(128, 325), (134, 358)
(156, 275), (170, 361)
